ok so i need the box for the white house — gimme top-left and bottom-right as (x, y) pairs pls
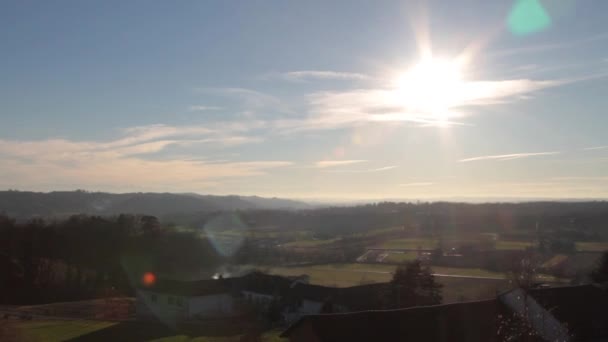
(136, 277), (236, 325)
(135, 271), (385, 325)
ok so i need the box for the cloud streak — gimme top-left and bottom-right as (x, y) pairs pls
(281, 70), (371, 82)
(0, 124), (288, 192)
(287, 77), (561, 131)
(399, 182), (434, 186)
(189, 105), (222, 111)
(324, 166), (397, 173)
(314, 160), (368, 168)
(583, 146), (608, 151)
(458, 151), (560, 162)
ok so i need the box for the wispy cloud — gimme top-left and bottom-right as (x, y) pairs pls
(196, 87), (292, 116)
(188, 105), (222, 111)
(458, 151), (560, 162)
(399, 182), (434, 186)
(288, 78), (560, 131)
(324, 166), (397, 173)
(281, 70), (371, 82)
(550, 176), (608, 181)
(0, 124), (285, 191)
(583, 146), (608, 151)
(314, 160), (368, 168)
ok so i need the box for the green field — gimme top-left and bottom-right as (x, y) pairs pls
(5, 320), (116, 341)
(267, 263), (393, 287)
(267, 263), (510, 303)
(494, 240), (535, 250)
(376, 238), (438, 250)
(266, 263), (511, 288)
(0, 320), (284, 342)
(282, 237), (341, 248)
(575, 242), (608, 252)
(384, 252), (419, 263)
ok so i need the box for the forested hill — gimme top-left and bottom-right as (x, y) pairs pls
(0, 190), (310, 219)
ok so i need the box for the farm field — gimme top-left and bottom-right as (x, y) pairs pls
(267, 263), (513, 283)
(375, 238), (438, 250)
(494, 240), (535, 250)
(0, 320), (284, 342)
(282, 237), (341, 248)
(575, 242), (608, 252)
(1, 320), (117, 341)
(384, 251), (419, 263)
(266, 263), (511, 302)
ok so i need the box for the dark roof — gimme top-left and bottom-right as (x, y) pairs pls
(139, 277), (229, 296)
(232, 271), (295, 296)
(528, 284), (608, 340)
(289, 282), (388, 310)
(281, 299), (499, 342)
(137, 271), (295, 297)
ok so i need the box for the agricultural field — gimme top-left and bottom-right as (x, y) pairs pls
(0, 320), (284, 342)
(575, 242), (608, 252)
(375, 238), (438, 250)
(383, 251), (419, 263)
(266, 263), (511, 303)
(494, 240), (535, 250)
(281, 237), (341, 248)
(1, 320), (117, 341)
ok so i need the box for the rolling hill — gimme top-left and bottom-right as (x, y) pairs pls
(0, 190), (310, 219)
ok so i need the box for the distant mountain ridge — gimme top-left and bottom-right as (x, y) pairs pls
(0, 190), (310, 219)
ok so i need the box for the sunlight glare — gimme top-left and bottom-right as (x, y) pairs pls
(393, 57), (465, 122)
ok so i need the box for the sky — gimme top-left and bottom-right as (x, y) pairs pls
(2, 0), (608, 200)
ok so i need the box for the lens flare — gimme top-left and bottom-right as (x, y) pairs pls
(203, 212), (247, 257)
(142, 272), (156, 287)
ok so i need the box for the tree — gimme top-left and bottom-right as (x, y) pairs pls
(506, 252), (540, 290)
(591, 251), (608, 284)
(384, 260), (442, 309)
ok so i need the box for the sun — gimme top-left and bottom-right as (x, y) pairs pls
(393, 57), (465, 121)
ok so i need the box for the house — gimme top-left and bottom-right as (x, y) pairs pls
(500, 284), (608, 341)
(283, 282), (389, 323)
(281, 299), (500, 342)
(136, 271), (306, 325)
(136, 271), (390, 326)
(136, 277), (236, 325)
(281, 283), (608, 342)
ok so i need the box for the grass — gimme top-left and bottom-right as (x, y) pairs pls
(9, 320), (117, 341)
(267, 263), (511, 303)
(2, 320), (285, 342)
(360, 226), (406, 237)
(575, 242), (608, 252)
(266, 263), (511, 288)
(282, 238), (341, 248)
(384, 252), (419, 263)
(494, 240), (534, 250)
(266, 264), (393, 287)
(431, 266), (505, 279)
(376, 238), (438, 250)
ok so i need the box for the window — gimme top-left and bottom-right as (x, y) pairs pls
(168, 296), (174, 305)
(176, 297), (183, 307)
(150, 294), (157, 303)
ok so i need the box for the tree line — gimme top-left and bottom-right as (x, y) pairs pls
(0, 214), (222, 304)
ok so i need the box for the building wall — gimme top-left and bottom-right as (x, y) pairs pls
(188, 293), (234, 318)
(136, 289), (187, 324)
(241, 290), (274, 305)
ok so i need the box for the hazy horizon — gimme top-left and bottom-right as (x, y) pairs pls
(3, 1), (608, 199)
(4, 188), (608, 205)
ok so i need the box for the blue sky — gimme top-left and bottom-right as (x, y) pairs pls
(2, 0), (608, 200)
